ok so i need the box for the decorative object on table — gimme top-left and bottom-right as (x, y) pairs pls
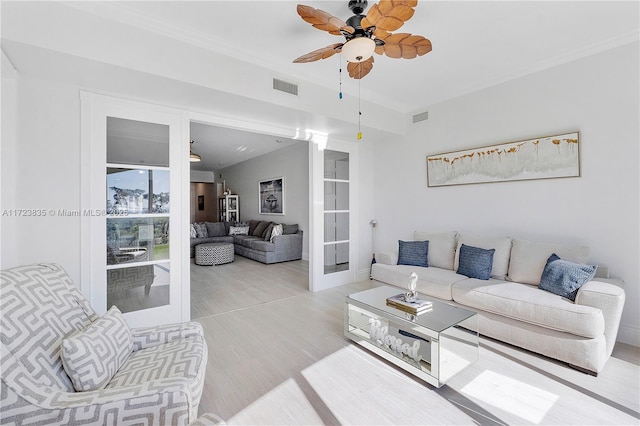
(258, 177), (285, 215)
(386, 294), (432, 315)
(406, 271), (418, 302)
(426, 131), (580, 187)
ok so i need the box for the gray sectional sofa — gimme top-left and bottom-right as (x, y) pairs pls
(190, 220), (303, 264)
(371, 231), (626, 375)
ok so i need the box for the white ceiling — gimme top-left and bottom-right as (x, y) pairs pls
(189, 122), (300, 171)
(4, 1), (639, 170)
(65, 0), (639, 113)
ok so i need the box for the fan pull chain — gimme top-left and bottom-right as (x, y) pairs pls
(338, 54), (343, 99)
(357, 66), (362, 140)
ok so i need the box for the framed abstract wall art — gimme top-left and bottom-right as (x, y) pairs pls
(426, 132), (580, 187)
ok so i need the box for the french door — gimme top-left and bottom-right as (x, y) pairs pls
(81, 93), (189, 327)
(311, 138), (358, 291)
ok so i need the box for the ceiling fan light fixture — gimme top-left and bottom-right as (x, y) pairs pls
(341, 37), (375, 63)
(190, 140), (201, 162)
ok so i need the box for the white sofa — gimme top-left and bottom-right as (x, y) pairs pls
(371, 231), (626, 375)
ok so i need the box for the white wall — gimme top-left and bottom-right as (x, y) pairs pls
(1, 51), (19, 268)
(190, 170), (215, 183)
(219, 142), (310, 259)
(373, 42), (640, 346)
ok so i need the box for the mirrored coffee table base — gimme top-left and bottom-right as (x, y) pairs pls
(344, 285), (479, 387)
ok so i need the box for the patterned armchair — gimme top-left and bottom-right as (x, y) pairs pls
(0, 263), (208, 425)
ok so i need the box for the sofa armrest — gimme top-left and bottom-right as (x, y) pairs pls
(575, 278), (625, 356)
(377, 252), (398, 265)
(272, 232), (303, 251)
(1, 344), (196, 424)
(131, 321), (204, 351)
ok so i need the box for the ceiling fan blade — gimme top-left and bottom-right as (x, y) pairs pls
(375, 33), (432, 59)
(347, 56), (375, 79)
(293, 43), (343, 63)
(361, 0), (416, 33)
(297, 4), (350, 36)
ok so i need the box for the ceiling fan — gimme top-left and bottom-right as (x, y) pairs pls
(293, 0), (432, 79)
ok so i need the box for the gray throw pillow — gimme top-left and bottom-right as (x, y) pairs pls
(539, 253), (597, 301)
(253, 221), (271, 237)
(397, 240), (429, 267)
(457, 244), (495, 280)
(205, 221), (226, 237)
(282, 224), (299, 235)
(263, 223), (275, 240)
(248, 220), (261, 236)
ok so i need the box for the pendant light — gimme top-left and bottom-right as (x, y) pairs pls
(190, 140), (201, 162)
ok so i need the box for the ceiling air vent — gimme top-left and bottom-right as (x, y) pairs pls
(412, 111), (429, 123)
(273, 78), (299, 96)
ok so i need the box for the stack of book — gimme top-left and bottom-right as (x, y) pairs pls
(386, 293), (433, 315)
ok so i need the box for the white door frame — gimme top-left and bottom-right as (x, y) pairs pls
(80, 91), (189, 327)
(309, 136), (359, 292)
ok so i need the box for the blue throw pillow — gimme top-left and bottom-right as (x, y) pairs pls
(397, 240), (429, 267)
(457, 244), (495, 280)
(539, 253), (597, 301)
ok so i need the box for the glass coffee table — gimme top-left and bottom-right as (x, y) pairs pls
(344, 285), (478, 387)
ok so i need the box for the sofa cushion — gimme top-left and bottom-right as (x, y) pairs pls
(190, 224), (197, 238)
(397, 240), (429, 267)
(233, 235), (259, 246)
(508, 239), (590, 285)
(248, 220), (260, 235)
(253, 221), (271, 237)
(283, 224), (299, 235)
(371, 263), (467, 300)
(457, 244), (495, 280)
(106, 333), (205, 396)
(205, 221), (226, 237)
(539, 254), (597, 301)
(451, 279), (604, 338)
(263, 223), (275, 240)
(61, 306), (133, 392)
(413, 231), (458, 270)
(250, 240), (276, 252)
(454, 234), (512, 279)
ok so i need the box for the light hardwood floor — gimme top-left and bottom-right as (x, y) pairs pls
(191, 256), (640, 425)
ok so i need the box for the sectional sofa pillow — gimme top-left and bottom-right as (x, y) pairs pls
(397, 240), (429, 267)
(413, 231), (458, 270)
(253, 221), (271, 237)
(457, 244), (495, 280)
(507, 239), (590, 285)
(539, 253), (597, 300)
(205, 221), (226, 237)
(453, 234), (512, 279)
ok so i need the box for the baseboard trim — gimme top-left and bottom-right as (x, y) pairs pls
(357, 268), (371, 282)
(617, 323), (640, 347)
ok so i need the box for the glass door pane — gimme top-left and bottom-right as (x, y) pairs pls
(106, 117), (171, 314)
(324, 149), (349, 275)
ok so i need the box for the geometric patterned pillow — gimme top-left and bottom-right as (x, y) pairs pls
(270, 224), (283, 242)
(193, 223), (208, 238)
(61, 306), (133, 392)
